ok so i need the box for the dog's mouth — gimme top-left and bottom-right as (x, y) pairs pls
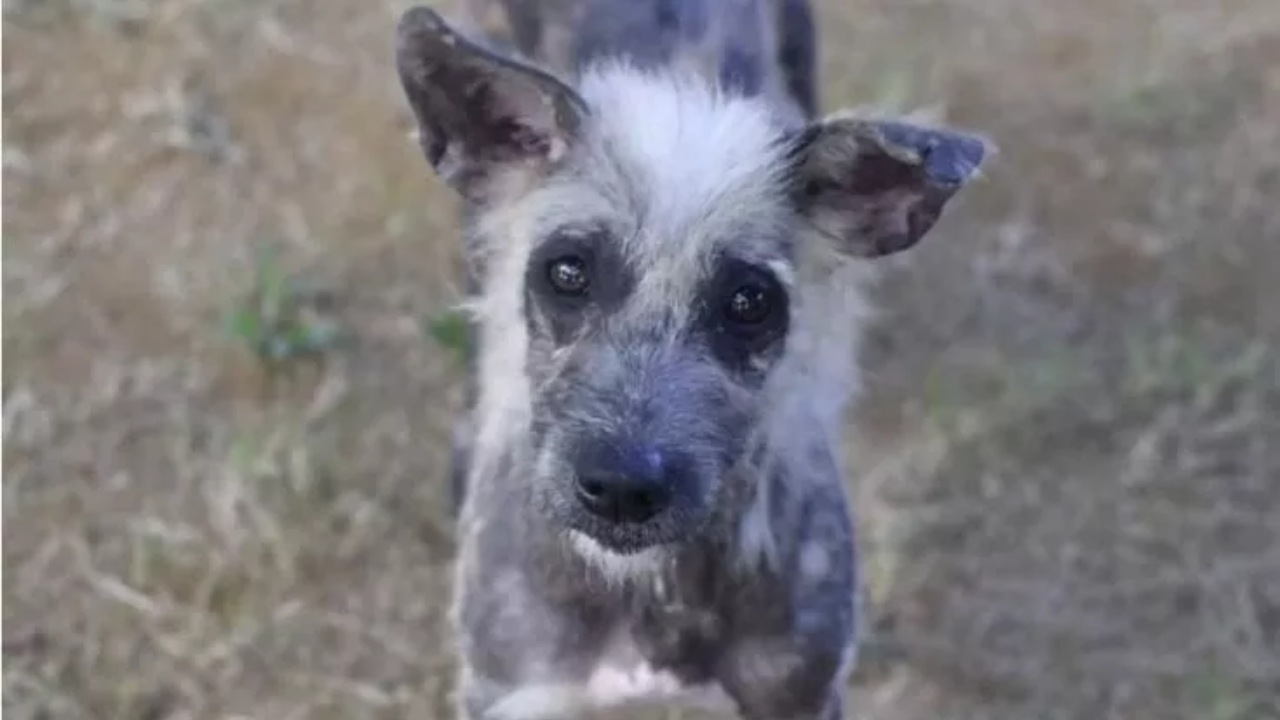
(568, 530), (672, 578)
(563, 513), (685, 554)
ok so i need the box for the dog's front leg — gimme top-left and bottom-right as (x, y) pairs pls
(721, 487), (858, 720)
(719, 636), (849, 720)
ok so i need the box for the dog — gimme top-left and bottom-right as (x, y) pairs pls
(393, 2), (987, 717)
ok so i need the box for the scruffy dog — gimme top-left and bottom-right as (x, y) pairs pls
(393, 1), (987, 717)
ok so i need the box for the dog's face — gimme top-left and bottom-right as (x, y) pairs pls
(525, 256), (777, 550)
(395, 8), (987, 554)
(519, 177), (793, 552)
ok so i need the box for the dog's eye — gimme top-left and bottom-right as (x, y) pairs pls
(703, 261), (789, 371)
(724, 281), (774, 326)
(547, 255), (589, 296)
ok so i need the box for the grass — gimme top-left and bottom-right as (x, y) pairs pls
(424, 308), (471, 370)
(4, 0), (1280, 719)
(223, 242), (342, 368)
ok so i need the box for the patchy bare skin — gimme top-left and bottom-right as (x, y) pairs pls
(393, 2), (986, 718)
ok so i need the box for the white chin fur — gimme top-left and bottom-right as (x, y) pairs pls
(569, 531), (668, 584)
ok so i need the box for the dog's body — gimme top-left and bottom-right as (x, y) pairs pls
(394, 3), (986, 718)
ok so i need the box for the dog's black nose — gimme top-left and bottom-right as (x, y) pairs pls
(575, 473), (671, 524)
(574, 444), (675, 524)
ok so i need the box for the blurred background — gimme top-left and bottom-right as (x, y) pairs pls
(3, 0), (1278, 718)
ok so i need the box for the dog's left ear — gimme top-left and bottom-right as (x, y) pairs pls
(790, 117), (989, 257)
(395, 6), (588, 199)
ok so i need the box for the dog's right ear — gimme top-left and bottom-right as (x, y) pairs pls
(395, 6), (588, 199)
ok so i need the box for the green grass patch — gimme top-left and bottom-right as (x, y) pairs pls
(223, 243), (341, 368)
(424, 307), (472, 370)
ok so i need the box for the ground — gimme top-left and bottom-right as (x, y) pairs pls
(3, 1), (1279, 719)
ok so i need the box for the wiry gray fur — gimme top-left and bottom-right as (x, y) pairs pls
(394, 2), (988, 718)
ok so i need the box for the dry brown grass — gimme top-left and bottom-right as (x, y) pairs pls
(4, 1), (1279, 718)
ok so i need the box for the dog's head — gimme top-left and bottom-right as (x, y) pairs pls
(396, 7), (987, 555)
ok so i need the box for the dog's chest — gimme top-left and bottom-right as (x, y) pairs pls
(488, 584), (738, 719)
(583, 642), (735, 713)
(586, 572), (734, 709)
(486, 628), (736, 719)
(585, 607), (740, 715)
